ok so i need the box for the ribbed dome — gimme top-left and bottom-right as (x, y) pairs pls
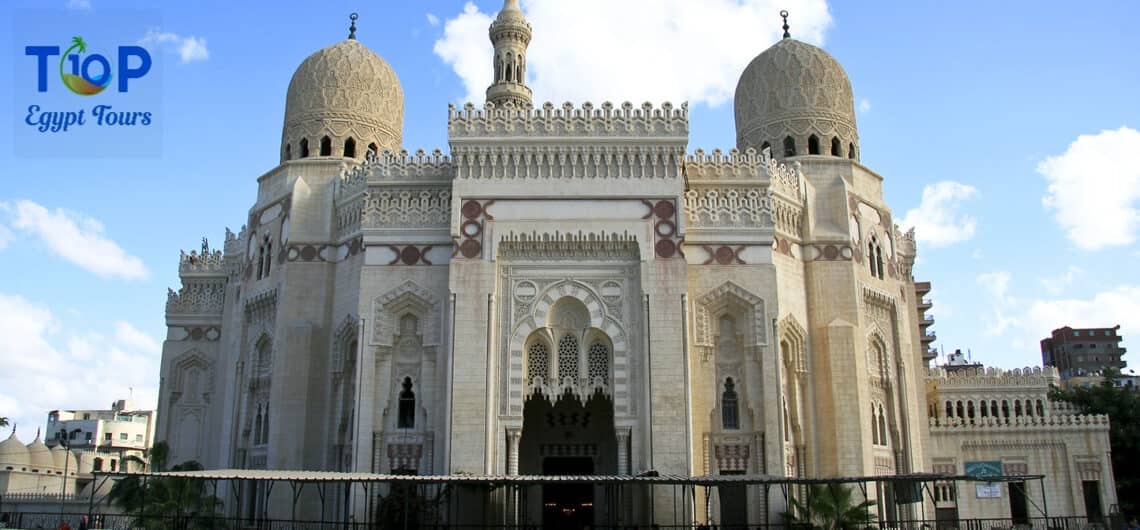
(734, 38), (859, 161)
(26, 434), (54, 472)
(0, 431), (29, 469)
(280, 39), (404, 163)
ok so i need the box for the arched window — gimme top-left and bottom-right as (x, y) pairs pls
(980, 402), (988, 417)
(261, 404), (270, 443)
(368, 143), (379, 158)
(263, 235), (272, 277)
(505, 59), (513, 82)
(956, 400), (964, 418)
(285, 144), (291, 161)
(945, 400), (953, 418)
(878, 405), (887, 445)
(760, 141), (771, 154)
(93, 457), (103, 472)
(831, 137), (842, 156)
(722, 378), (740, 429)
(320, 136), (332, 157)
(254, 406), (263, 445)
(866, 240), (875, 276)
(848, 143), (856, 159)
(300, 138), (309, 158)
(1001, 400), (1010, 418)
(515, 64), (522, 85)
(587, 342), (609, 384)
(1014, 400), (1023, 417)
(398, 377), (415, 429)
(871, 403), (879, 444)
(527, 342), (549, 384)
(991, 400), (999, 417)
(808, 135), (820, 155)
(967, 401), (976, 422)
(1036, 400), (1044, 417)
(344, 137), (356, 158)
(874, 244), (884, 279)
(783, 136), (796, 157)
(557, 334), (579, 382)
(110, 459), (117, 471)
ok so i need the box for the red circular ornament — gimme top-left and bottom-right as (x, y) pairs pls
(654, 200), (675, 219)
(460, 239), (482, 258)
(823, 245), (838, 260)
(655, 239), (676, 258)
(715, 246), (735, 265)
(301, 245), (318, 261)
(400, 246), (421, 265)
(462, 200), (483, 219)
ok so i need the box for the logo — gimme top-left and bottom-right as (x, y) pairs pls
(25, 36), (151, 95)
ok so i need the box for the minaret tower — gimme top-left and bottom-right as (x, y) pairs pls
(485, 0), (532, 108)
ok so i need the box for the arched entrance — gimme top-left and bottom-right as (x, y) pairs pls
(519, 391), (617, 528)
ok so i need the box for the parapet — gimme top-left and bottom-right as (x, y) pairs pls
(337, 149), (454, 198)
(684, 147), (803, 201)
(926, 365), (1061, 387)
(179, 238), (225, 275)
(448, 101), (688, 139)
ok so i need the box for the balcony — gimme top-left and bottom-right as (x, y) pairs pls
(919, 315), (935, 328)
(922, 332), (937, 343)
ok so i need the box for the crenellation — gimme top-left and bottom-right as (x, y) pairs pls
(448, 101), (688, 139)
(452, 143), (683, 180)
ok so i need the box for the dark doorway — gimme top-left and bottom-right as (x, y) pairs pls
(1008, 481), (1028, 525)
(1082, 480), (1102, 521)
(542, 457), (594, 529)
(718, 470), (747, 529)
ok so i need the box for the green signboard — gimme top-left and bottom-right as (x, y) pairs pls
(965, 460), (1003, 479)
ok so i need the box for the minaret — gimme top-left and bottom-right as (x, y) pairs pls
(485, 0), (532, 108)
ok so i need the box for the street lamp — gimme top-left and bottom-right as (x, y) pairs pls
(58, 427), (83, 522)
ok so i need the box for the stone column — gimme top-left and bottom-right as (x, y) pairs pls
(507, 428), (521, 475)
(616, 427), (631, 475)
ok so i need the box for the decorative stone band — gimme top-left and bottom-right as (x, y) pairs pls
(497, 230), (640, 260)
(685, 147), (803, 202)
(452, 144), (684, 180)
(166, 279), (226, 315)
(929, 413), (1109, 429)
(926, 365), (1060, 385)
(176, 325), (221, 342)
(285, 237), (364, 263)
(448, 101), (688, 139)
(337, 149), (454, 199)
(179, 249), (225, 275)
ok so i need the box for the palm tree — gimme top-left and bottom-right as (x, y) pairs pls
(107, 441), (222, 529)
(785, 483), (878, 530)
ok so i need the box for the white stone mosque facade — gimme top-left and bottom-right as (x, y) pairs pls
(149, 2), (1114, 526)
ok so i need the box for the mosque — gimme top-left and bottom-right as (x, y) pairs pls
(150, 1), (1115, 526)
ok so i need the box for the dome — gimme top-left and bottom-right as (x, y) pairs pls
(734, 37), (859, 161)
(281, 38), (404, 163)
(50, 444), (78, 474)
(0, 431), (29, 469)
(26, 433), (54, 472)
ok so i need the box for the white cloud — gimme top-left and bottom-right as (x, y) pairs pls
(66, 0), (91, 10)
(1039, 265), (1084, 296)
(900, 181), (979, 248)
(1022, 286), (1140, 350)
(139, 29), (210, 63)
(426, 13), (440, 27)
(0, 293), (160, 439)
(976, 271), (1018, 337)
(1039, 127), (1140, 250)
(4, 200), (148, 280)
(0, 224), (12, 251)
(858, 98), (871, 114)
(434, 0), (832, 105)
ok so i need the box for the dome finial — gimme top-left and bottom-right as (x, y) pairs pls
(348, 12), (358, 40)
(780, 10), (790, 39)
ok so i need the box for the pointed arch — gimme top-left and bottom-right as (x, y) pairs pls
(343, 137), (356, 158)
(808, 134), (820, 155)
(371, 280), (441, 347)
(284, 144), (292, 161)
(299, 138), (309, 158)
(694, 281), (768, 361)
(831, 137), (842, 156)
(783, 136), (796, 157)
(778, 315), (808, 372)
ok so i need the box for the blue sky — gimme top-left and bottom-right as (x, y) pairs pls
(0, 0), (1137, 436)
